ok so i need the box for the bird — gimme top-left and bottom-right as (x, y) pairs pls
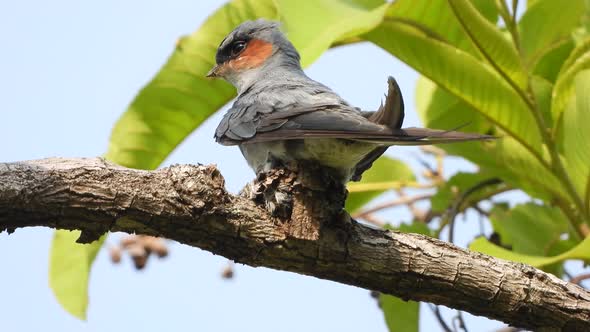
(208, 19), (491, 184)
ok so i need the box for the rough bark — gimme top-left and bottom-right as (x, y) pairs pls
(0, 157), (589, 331)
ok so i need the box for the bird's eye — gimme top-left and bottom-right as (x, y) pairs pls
(231, 41), (246, 56)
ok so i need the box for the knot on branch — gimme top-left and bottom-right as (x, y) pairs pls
(242, 161), (348, 240)
(167, 163), (228, 207)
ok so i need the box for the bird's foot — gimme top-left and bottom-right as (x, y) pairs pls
(241, 161), (348, 241)
(240, 166), (297, 219)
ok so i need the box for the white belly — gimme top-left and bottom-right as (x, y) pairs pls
(239, 139), (374, 181)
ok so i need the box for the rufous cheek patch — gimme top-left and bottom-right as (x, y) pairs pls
(230, 39), (273, 70)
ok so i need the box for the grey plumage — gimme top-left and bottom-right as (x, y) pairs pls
(211, 19), (492, 182)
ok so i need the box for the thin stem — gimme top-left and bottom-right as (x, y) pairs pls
(494, 0), (589, 235)
(360, 214), (387, 228)
(570, 272), (590, 285)
(452, 0), (546, 171)
(527, 85), (590, 235)
(453, 311), (469, 332)
(347, 180), (437, 193)
(352, 193), (432, 220)
(428, 304), (453, 332)
(511, 0), (519, 24)
(448, 178), (503, 243)
(472, 204), (490, 217)
(496, 0), (521, 51)
(555, 198), (585, 241)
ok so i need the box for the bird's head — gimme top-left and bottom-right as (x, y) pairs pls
(207, 19), (302, 90)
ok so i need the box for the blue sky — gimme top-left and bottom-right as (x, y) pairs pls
(0, 1), (518, 331)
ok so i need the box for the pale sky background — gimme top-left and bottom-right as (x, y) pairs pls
(0, 1), (544, 331)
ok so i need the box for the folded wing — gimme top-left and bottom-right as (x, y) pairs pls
(215, 77), (493, 146)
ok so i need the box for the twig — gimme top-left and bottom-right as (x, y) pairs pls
(472, 204), (490, 217)
(511, 0), (519, 24)
(359, 213), (387, 228)
(453, 310), (469, 332)
(398, 189), (429, 222)
(571, 273), (590, 286)
(420, 145), (446, 180)
(352, 193), (432, 219)
(442, 178), (503, 243)
(428, 304), (454, 332)
(347, 180), (436, 193)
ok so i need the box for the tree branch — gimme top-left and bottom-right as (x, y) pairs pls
(1, 158), (589, 331)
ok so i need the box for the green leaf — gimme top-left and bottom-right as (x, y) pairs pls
(530, 75), (554, 127)
(380, 294), (419, 332)
(366, 19), (543, 156)
(430, 172), (504, 214)
(519, 0), (585, 65)
(415, 76), (565, 202)
(552, 38), (590, 128)
(387, 0), (497, 56)
(489, 203), (570, 256)
(470, 235), (590, 268)
(49, 230), (106, 320)
(414, 76), (491, 134)
(447, 0), (527, 88)
(532, 38), (574, 83)
(471, 202), (578, 274)
(105, 0), (278, 169)
(106, 0), (391, 170)
(53, 1), (278, 320)
(275, 0), (389, 67)
(527, 0), (539, 9)
(562, 37), (590, 73)
(396, 222), (433, 237)
(345, 156), (415, 213)
(560, 70), (590, 201)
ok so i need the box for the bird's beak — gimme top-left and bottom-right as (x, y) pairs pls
(206, 65), (221, 78)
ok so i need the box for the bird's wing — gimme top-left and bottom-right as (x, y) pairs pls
(215, 100), (492, 146)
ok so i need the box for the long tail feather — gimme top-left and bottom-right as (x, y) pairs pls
(356, 127), (495, 145)
(368, 76), (405, 129)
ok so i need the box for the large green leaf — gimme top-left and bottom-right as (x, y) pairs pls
(414, 76), (491, 135)
(365, 19), (543, 156)
(49, 230), (105, 320)
(275, 0), (388, 67)
(447, 0), (527, 88)
(483, 137), (566, 201)
(560, 70), (590, 202)
(530, 75), (554, 128)
(387, 0), (497, 56)
(526, 0), (539, 9)
(562, 37), (590, 73)
(380, 294), (419, 332)
(518, 0), (585, 66)
(552, 38), (590, 129)
(470, 235), (590, 268)
(345, 156), (415, 213)
(489, 203), (571, 256)
(105, 0), (278, 169)
(532, 39), (574, 83)
(415, 76), (565, 202)
(49, 0), (407, 321)
(50, 0), (279, 320)
(430, 172), (505, 214)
